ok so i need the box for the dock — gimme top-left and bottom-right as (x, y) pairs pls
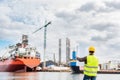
(71, 70), (120, 74)
(36, 67), (120, 74)
(38, 69), (71, 72)
(98, 70), (120, 74)
(70, 66), (120, 74)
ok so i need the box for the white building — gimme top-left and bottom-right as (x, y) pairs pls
(100, 61), (119, 70)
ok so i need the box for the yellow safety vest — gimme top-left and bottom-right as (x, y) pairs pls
(84, 55), (99, 76)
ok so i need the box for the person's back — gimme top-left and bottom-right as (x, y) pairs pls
(77, 46), (99, 80)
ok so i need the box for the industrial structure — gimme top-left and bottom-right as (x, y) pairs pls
(66, 38), (70, 66)
(22, 35), (28, 47)
(58, 39), (62, 66)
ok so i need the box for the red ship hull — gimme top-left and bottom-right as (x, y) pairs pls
(0, 57), (40, 72)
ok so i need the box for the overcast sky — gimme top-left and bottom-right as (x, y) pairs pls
(0, 0), (120, 63)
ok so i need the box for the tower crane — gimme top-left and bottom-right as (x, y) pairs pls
(33, 21), (51, 69)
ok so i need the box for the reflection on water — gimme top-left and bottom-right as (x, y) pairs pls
(70, 73), (83, 80)
(0, 72), (39, 80)
(0, 72), (120, 80)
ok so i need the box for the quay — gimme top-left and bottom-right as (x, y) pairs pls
(38, 69), (71, 72)
(98, 70), (120, 74)
(71, 69), (120, 74)
(35, 66), (71, 72)
(35, 67), (120, 74)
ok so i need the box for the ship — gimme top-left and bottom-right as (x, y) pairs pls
(0, 35), (40, 72)
(70, 60), (81, 73)
(69, 51), (81, 73)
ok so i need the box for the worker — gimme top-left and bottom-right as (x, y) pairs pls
(77, 46), (99, 80)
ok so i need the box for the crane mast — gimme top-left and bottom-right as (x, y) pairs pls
(33, 21), (51, 69)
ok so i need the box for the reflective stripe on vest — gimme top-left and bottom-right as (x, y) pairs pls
(85, 65), (98, 68)
(84, 55), (98, 76)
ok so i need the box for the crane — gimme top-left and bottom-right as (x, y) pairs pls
(33, 21), (51, 69)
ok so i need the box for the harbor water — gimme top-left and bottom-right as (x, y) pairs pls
(0, 72), (119, 80)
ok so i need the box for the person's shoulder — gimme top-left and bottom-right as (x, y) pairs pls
(94, 55), (99, 60)
(94, 55), (98, 58)
(84, 56), (87, 59)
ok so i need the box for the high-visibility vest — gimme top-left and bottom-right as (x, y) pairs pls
(84, 55), (99, 76)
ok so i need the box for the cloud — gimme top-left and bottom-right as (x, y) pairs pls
(87, 22), (119, 47)
(77, 2), (114, 13)
(7, 1), (47, 25)
(55, 11), (78, 22)
(105, 1), (120, 10)
(87, 23), (115, 31)
(78, 2), (95, 12)
(0, 0), (120, 62)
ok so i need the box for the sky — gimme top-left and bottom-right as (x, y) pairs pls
(0, 0), (120, 63)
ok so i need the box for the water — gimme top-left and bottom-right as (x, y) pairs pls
(0, 72), (119, 80)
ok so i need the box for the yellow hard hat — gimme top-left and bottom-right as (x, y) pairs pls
(89, 46), (95, 52)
